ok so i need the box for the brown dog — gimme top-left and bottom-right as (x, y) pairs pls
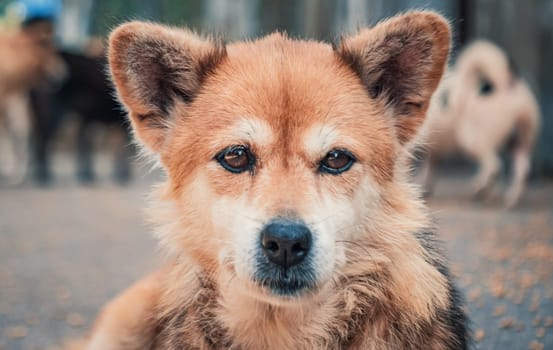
(420, 40), (541, 207)
(77, 11), (466, 349)
(0, 20), (66, 184)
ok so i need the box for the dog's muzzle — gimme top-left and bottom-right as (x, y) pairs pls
(255, 218), (317, 296)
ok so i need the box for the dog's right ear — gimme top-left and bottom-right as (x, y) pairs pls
(335, 11), (450, 145)
(108, 22), (226, 152)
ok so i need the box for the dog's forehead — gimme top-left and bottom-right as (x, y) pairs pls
(226, 39), (352, 106)
(192, 35), (375, 143)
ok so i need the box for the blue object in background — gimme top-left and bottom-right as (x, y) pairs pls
(11, 0), (62, 22)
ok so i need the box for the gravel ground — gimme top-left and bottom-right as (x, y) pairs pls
(0, 165), (552, 349)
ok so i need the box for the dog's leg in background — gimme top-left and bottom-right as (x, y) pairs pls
(504, 148), (530, 208)
(471, 150), (500, 199)
(419, 153), (438, 197)
(76, 120), (95, 184)
(0, 93), (31, 185)
(503, 83), (540, 208)
(112, 129), (132, 184)
(0, 106), (10, 180)
(31, 89), (56, 185)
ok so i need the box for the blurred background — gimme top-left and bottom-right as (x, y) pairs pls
(0, 1), (552, 349)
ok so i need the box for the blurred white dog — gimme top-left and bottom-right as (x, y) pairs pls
(419, 40), (541, 207)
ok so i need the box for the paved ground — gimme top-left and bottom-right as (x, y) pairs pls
(427, 178), (553, 349)
(0, 164), (552, 349)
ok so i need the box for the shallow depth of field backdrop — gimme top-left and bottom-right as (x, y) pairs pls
(0, 1), (552, 349)
(89, 0), (553, 171)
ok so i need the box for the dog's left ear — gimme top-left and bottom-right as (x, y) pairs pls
(108, 22), (226, 152)
(336, 11), (450, 144)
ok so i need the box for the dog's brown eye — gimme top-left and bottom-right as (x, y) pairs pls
(319, 149), (355, 175)
(216, 146), (254, 173)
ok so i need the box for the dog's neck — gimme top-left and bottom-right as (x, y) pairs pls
(155, 261), (378, 349)
(156, 256), (439, 350)
(197, 272), (381, 349)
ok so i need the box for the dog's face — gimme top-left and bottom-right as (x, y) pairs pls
(109, 13), (449, 301)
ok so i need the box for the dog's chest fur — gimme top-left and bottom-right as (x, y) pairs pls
(151, 266), (464, 350)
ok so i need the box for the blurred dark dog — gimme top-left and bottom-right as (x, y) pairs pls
(31, 48), (133, 185)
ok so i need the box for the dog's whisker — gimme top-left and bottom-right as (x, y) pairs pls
(305, 208), (351, 226)
(228, 207), (264, 224)
(332, 222), (364, 236)
(335, 240), (374, 260)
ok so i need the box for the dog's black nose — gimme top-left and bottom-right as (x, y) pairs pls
(260, 220), (312, 268)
